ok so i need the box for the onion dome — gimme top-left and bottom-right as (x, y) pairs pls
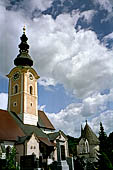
(14, 26), (33, 67)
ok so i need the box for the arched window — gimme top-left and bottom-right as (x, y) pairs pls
(30, 86), (33, 95)
(14, 85), (18, 94)
(85, 140), (89, 153)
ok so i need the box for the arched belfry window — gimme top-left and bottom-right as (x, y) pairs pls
(14, 85), (18, 94)
(30, 86), (33, 95)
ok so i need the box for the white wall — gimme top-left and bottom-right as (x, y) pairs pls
(27, 134), (39, 158)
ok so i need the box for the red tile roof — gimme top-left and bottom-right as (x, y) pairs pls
(0, 109), (25, 141)
(38, 110), (55, 130)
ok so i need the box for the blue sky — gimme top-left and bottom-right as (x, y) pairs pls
(1, 0), (113, 137)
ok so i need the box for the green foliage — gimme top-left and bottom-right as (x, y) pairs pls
(99, 122), (107, 153)
(97, 152), (113, 170)
(6, 147), (17, 170)
(97, 122), (113, 170)
(67, 135), (79, 156)
(107, 132), (113, 164)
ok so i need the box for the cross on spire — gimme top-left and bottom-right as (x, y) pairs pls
(23, 25), (26, 34)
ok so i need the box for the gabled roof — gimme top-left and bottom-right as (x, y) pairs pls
(16, 133), (39, 144)
(9, 111), (54, 146)
(48, 132), (59, 140)
(48, 130), (68, 141)
(9, 111), (49, 139)
(82, 122), (99, 145)
(38, 110), (55, 130)
(0, 109), (25, 141)
(0, 109), (55, 147)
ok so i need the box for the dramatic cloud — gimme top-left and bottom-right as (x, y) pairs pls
(0, 3), (113, 99)
(29, 15), (113, 98)
(2, 0), (53, 13)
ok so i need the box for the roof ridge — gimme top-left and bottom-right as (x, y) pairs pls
(38, 110), (55, 130)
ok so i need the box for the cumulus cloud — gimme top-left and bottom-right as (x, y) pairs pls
(93, 0), (113, 12)
(0, 3), (29, 74)
(1, 3), (113, 99)
(29, 14), (113, 98)
(90, 110), (113, 135)
(103, 32), (113, 40)
(47, 89), (113, 137)
(38, 104), (46, 111)
(3, 0), (53, 13)
(28, 0), (53, 11)
(0, 93), (8, 110)
(102, 32), (113, 47)
(81, 10), (97, 24)
(47, 103), (84, 137)
(39, 77), (56, 86)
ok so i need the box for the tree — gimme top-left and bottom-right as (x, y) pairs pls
(99, 122), (107, 153)
(97, 152), (113, 170)
(97, 122), (113, 170)
(107, 132), (113, 165)
(67, 135), (79, 156)
(6, 147), (18, 170)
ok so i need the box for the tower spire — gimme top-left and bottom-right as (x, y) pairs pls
(81, 124), (84, 137)
(14, 27), (33, 67)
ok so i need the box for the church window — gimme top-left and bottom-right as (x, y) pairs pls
(30, 102), (33, 106)
(85, 140), (89, 153)
(14, 84), (18, 94)
(30, 86), (33, 95)
(13, 102), (17, 107)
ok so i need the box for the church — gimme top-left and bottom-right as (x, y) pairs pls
(0, 27), (69, 169)
(77, 121), (99, 162)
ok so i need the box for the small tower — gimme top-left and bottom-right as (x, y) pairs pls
(7, 27), (39, 126)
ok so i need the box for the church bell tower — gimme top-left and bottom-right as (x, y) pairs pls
(7, 27), (39, 126)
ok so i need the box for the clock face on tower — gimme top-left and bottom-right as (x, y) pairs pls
(13, 72), (20, 80)
(29, 73), (33, 80)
